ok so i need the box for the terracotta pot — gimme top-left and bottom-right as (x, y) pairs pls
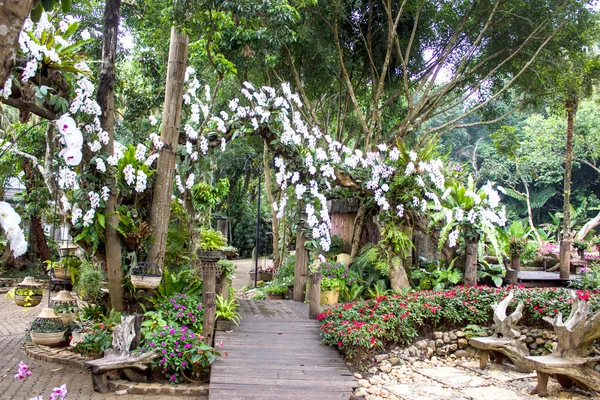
(336, 253), (351, 266)
(266, 293), (284, 300)
(15, 294), (42, 307)
(31, 331), (66, 346)
(320, 290), (339, 305)
(130, 274), (161, 289)
(54, 267), (71, 280)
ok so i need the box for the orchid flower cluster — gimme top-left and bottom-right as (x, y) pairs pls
(13, 361), (67, 400)
(0, 202), (27, 257)
(10, 13), (163, 234)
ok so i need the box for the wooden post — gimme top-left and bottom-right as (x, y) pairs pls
(293, 228), (309, 302)
(464, 240), (479, 286)
(202, 291), (216, 346)
(559, 239), (571, 279)
(129, 314), (143, 351)
(202, 270), (216, 305)
(148, 27), (189, 271)
(308, 273), (321, 320)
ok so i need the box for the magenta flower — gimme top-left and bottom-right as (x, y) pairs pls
(14, 361), (32, 380)
(49, 384), (67, 400)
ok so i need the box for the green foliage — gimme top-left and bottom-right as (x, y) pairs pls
(73, 324), (113, 358)
(215, 295), (241, 325)
(76, 260), (104, 303)
(411, 257), (462, 291)
(570, 267), (600, 290)
(191, 178), (230, 225)
(198, 228), (227, 251)
(165, 200), (192, 271)
(154, 268), (202, 305)
(217, 259), (236, 281)
(572, 239), (589, 251)
(325, 235), (347, 258)
(477, 261), (505, 287)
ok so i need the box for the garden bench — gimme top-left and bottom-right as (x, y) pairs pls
(525, 293), (600, 397)
(469, 291), (532, 373)
(84, 314), (159, 393)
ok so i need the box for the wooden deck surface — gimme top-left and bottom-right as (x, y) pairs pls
(517, 270), (575, 287)
(209, 300), (357, 400)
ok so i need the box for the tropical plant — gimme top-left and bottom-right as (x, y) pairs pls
(153, 268), (202, 304)
(198, 228), (227, 252)
(477, 261), (506, 287)
(411, 257), (462, 291)
(570, 267), (600, 290)
(51, 303), (77, 315)
(27, 318), (66, 335)
(215, 295), (241, 325)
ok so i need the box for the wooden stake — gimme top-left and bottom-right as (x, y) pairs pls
(308, 273), (321, 320)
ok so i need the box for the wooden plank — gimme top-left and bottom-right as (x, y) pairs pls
(209, 299), (355, 400)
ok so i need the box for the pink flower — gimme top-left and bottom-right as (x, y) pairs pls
(49, 384), (67, 400)
(14, 361), (32, 380)
(216, 341), (223, 348)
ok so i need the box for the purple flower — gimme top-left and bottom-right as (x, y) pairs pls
(162, 350), (167, 354)
(170, 374), (177, 382)
(169, 328), (176, 334)
(182, 361), (187, 367)
(184, 343), (191, 349)
(13, 361), (32, 380)
(49, 384), (67, 400)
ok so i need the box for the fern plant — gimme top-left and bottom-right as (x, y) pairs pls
(216, 295), (241, 325)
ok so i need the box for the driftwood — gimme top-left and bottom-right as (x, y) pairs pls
(84, 315), (159, 393)
(470, 292), (532, 373)
(526, 292), (600, 397)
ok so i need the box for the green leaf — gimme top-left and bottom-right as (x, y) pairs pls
(30, 4), (43, 22)
(41, 0), (55, 11)
(61, 0), (71, 13)
(491, 275), (503, 287)
(62, 21), (79, 39)
(97, 213), (106, 229)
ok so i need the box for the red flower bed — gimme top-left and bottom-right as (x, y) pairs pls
(317, 285), (599, 361)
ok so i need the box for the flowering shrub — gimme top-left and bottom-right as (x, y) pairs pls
(570, 266), (600, 290)
(156, 294), (204, 334)
(317, 286), (600, 360)
(141, 325), (220, 383)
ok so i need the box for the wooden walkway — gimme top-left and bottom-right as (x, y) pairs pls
(209, 300), (357, 400)
(517, 270), (575, 287)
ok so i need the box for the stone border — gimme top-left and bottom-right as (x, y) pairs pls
(108, 380), (209, 397)
(25, 343), (209, 397)
(24, 342), (91, 369)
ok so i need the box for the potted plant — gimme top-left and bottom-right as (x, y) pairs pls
(130, 261), (162, 289)
(216, 259), (236, 297)
(50, 290), (78, 324)
(29, 308), (67, 346)
(215, 294), (241, 331)
(320, 277), (343, 305)
(508, 237), (527, 272)
(573, 239), (589, 259)
(336, 253), (351, 266)
(198, 228), (227, 261)
(265, 282), (287, 300)
(249, 265), (275, 282)
(11, 277), (43, 307)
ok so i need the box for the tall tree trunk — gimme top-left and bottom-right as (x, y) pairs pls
(263, 141), (280, 269)
(148, 28), (188, 271)
(97, 0), (123, 311)
(0, 0), (34, 87)
(21, 159), (50, 261)
(521, 178), (542, 244)
(559, 97), (578, 279)
(350, 202), (367, 258)
(293, 225), (308, 302)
